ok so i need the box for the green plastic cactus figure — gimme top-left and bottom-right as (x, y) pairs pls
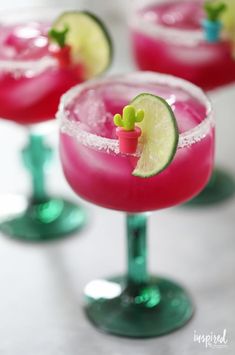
(114, 105), (144, 131)
(204, 1), (227, 22)
(48, 25), (69, 48)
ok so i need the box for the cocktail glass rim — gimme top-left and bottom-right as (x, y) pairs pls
(129, 0), (205, 46)
(57, 71), (214, 155)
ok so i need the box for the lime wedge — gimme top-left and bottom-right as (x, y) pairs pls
(131, 93), (179, 178)
(51, 11), (112, 78)
(220, 0), (235, 35)
(219, 0), (235, 57)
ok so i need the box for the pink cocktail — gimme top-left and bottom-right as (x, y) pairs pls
(59, 72), (214, 212)
(130, 0), (235, 91)
(0, 8), (95, 241)
(0, 11), (83, 125)
(58, 72), (215, 337)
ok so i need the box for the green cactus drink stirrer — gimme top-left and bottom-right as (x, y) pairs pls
(204, 1), (227, 22)
(114, 105), (144, 131)
(203, 1), (227, 42)
(48, 25), (69, 48)
(113, 105), (144, 155)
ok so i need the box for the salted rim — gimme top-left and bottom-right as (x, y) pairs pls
(129, 0), (204, 46)
(57, 71), (214, 155)
(0, 57), (57, 73)
(56, 71), (215, 155)
(58, 72), (214, 152)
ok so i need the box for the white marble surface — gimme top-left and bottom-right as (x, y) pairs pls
(0, 1), (235, 354)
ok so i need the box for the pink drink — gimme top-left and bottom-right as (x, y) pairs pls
(59, 73), (214, 213)
(130, 0), (235, 91)
(0, 20), (83, 124)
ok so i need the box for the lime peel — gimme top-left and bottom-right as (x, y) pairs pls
(131, 93), (179, 178)
(49, 11), (112, 78)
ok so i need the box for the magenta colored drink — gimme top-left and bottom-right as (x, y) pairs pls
(130, 0), (235, 91)
(59, 72), (214, 213)
(0, 14), (83, 125)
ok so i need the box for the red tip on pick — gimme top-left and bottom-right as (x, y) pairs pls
(50, 44), (71, 68)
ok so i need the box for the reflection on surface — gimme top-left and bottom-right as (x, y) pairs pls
(85, 279), (122, 300)
(0, 194), (27, 221)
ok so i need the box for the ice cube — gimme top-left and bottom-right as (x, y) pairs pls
(4, 24), (48, 59)
(173, 100), (205, 133)
(161, 2), (203, 28)
(73, 89), (108, 135)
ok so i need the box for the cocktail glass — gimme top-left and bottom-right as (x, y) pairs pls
(129, 0), (235, 205)
(0, 8), (87, 241)
(58, 72), (215, 337)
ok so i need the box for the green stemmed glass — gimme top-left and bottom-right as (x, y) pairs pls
(84, 214), (193, 337)
(185, 168), (235, 206)
(58, 72), (215, 337)
(129, 0), (235, 206)
(0, 8), (87, 241)
(0, 126), (86, 241)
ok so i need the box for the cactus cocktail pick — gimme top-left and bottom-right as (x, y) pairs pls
(203, 1), (227, 42)
(204, 1), (227, 22)
(114, 105), (144, 131)
(48, 25), (71, 67)
(114, 105), (144, 154)
(48, 25), (69, 48)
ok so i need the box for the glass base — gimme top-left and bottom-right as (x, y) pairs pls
(84, 276), (194, 338)
(186, 168), (235, 206)
(0, 197), (86, 242)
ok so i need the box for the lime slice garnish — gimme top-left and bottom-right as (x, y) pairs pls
(131, 93), (179, 178)
(51, 11), (112, 78)
(220, 0), (235, 39)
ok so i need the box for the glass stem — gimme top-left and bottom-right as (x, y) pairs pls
(125, 214), (161, 308)
(126, 214), (148, 288)
(22, 132), (52, 204)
